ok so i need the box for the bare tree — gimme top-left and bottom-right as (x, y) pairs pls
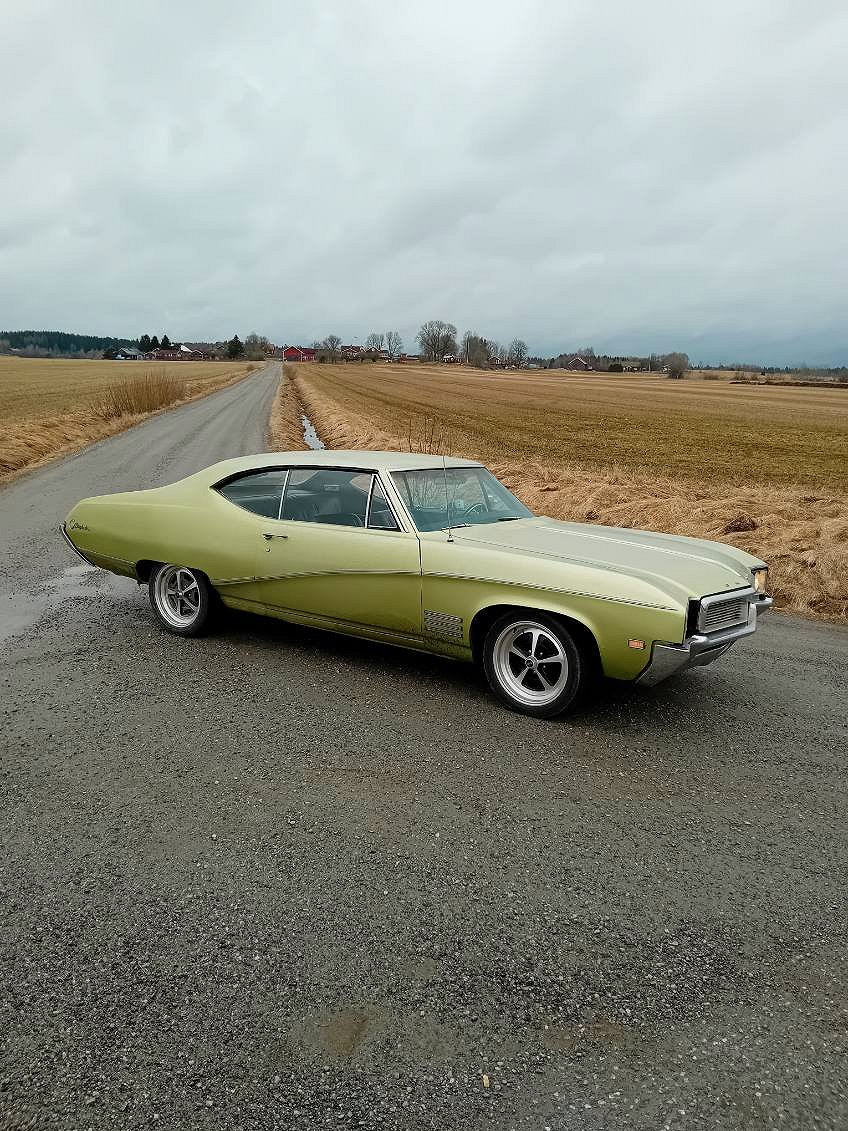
(385, 330), (402, 360)
(665, 351), (689, 379)
(244, 332), (271, 360)
(508, 338), (528, 367)
(323, 334), (341, 363)
(365, 332), (384, 351)
(416, 320), (457, 362)
(460, 330), (487, 368)
(485, 340), (510, 367)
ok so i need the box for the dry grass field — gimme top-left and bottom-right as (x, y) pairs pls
(274, 362), (848, 621)
(0, 357), (254, 482)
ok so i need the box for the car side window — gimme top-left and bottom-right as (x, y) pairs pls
(217, 470), (289, 519)
(280, 469), (372, 527)
(367, 478), (400, 530)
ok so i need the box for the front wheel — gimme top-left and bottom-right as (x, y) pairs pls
(482, 612), (586, 718)
(149, 564), (214, 637)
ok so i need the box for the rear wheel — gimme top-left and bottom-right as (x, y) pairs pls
(149, 564), (213, 637)
(483, 612), (585, 717)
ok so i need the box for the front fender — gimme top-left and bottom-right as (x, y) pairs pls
(423, 573), (684, 680)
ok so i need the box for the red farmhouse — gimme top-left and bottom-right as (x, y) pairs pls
(283, 346), (316, 362)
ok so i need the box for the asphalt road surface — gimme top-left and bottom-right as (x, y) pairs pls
(1, 365), (847, 1130)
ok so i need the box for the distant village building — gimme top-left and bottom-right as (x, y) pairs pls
(563, 354), (593, 370)
(115, 346), (143, 360)
(283, 344), (417, 364)
(146, 344), (206, 361)
(283, 346), (316, 362)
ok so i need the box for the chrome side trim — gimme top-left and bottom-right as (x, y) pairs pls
(58, 523), (96, 567)
(220, 595), (433, 649)
(211, 568), (421, 587)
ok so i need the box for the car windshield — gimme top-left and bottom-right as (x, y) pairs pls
(392, 466), (533, 532)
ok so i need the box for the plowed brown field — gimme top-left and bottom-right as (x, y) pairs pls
(274, 363), (848, 620)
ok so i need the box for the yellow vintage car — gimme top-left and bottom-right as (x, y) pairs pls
(62, 451), (772, 717)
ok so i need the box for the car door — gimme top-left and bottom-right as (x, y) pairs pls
(255, 467), (422, 636)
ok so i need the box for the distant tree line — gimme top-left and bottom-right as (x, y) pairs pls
(544, 347), (690, 378)
(138, 333), (171, 352)
(5, 326), (846, 381)
(710, 360), (848, 381)
(313, 331), (404, 362)
(0, 327), (279, 363)
(224, 334), (273, 359)
(0, 329), (137, 358)
(415, 320), (528, 368)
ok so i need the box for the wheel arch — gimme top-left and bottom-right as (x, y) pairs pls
(135, 558), (215, 591)
(135, 559), (162, 583)
(469, 602), (602, 675)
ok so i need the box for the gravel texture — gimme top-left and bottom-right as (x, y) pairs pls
(1, 366), (847, 1129)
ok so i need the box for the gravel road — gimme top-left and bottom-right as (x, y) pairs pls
(1, 365), (847, 1130)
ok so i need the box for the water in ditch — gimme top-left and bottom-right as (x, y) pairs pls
(301, 414), (324, 450)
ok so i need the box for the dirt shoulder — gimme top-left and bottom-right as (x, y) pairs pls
(0, 361), (260, 487)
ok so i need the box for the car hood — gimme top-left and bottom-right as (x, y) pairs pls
(449, 516), (763, 604)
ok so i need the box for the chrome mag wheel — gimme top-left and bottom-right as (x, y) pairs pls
(491, 619), (570, 708)
(153, 565), (203, 628)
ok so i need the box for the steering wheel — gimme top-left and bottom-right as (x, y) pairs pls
(460, 502), (487, 520)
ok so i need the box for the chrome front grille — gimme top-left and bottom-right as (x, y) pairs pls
(699, 594), (750, 634)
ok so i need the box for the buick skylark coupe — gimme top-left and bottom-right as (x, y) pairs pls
(62, 451), (772, 717)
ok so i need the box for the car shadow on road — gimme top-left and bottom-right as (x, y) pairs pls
(216, 606), (700, 732)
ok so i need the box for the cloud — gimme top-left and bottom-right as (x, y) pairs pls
(1, 0), (846, 363)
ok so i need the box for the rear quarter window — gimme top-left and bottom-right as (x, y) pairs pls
(217, 470), (288, 519)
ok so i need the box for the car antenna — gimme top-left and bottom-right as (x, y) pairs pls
(443, 454), (453, 543)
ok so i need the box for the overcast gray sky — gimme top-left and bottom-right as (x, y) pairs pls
(2, 1), (847, 364)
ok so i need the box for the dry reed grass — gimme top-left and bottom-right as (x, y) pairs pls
(0, 357), (255, 482)
(92, 371), (187, 420)
(283, 362), (848, 622)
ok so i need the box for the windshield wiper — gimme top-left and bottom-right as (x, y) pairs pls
(497, 516), (521, 522)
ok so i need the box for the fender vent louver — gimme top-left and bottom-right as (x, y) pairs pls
(423, 610), (464, 641)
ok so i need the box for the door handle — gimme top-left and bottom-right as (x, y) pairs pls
(262, 531), (288, 541)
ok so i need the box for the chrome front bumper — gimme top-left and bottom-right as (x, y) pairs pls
(636, 593), (773, 687)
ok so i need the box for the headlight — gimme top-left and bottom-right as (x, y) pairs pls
(753, 568), (768, 594)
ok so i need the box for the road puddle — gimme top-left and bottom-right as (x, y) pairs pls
(0, 564), (130, 645)
(301, 414), (325, 450)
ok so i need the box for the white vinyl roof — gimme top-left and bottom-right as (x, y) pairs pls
(201, 449), (483, 483)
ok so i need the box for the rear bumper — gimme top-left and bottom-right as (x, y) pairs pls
(636, 594), (773, 687)
(59, 522), (95, 567)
